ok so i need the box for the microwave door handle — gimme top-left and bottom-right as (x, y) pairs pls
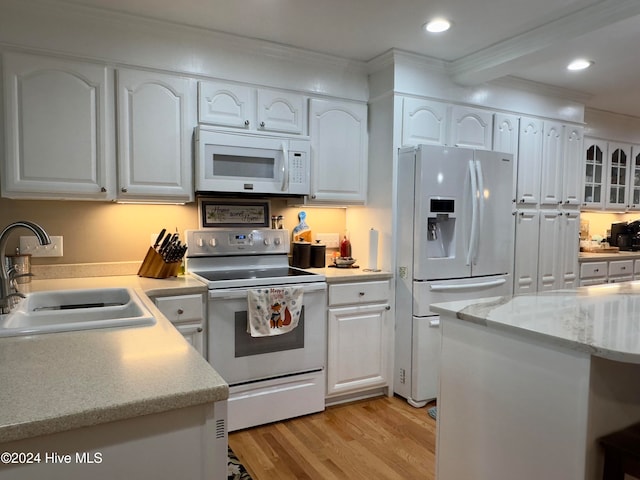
(281, 141), (289, 192)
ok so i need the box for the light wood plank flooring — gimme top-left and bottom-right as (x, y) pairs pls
(229, 395), (436, 480)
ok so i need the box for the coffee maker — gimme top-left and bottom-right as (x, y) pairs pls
(628, 220), (640, 251)
(610, 222), (633, 250)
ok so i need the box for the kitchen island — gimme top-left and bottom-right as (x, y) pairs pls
(431, 281), (640, 480)
(0, 275), (228, 480)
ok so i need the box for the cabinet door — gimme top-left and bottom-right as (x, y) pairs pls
(256, 89), (305, 134)
(583, 139), (606, 209)
(448, 105), (493, 150)
(309, 98), (368, 203)
(198, 81), (255, 128)
(174, 322), (205, 357)
(2, 52), (114, 199)
(516, 117), (543, 207)
(563, 126), (584, 206)
(327, 304), (389, 396)
(537, 210), (562, 291)
(401, 97), (447, 146)
(606, 142), (632, 210)
(628, 146), (640, 210)
(117, 69), (195, 202)
(559, 210), (580, 289)
(539, 121), (564, 207)
(514, 210), (539, 294)
(493, 113), (519, 201)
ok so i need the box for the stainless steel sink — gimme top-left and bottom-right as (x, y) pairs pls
(0, 287), (156, 337)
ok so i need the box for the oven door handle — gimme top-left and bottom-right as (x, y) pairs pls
(209, 282), (327, 300)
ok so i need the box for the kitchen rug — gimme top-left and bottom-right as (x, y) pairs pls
(427, 406), (437, 420)
(228, 446), (253, 480)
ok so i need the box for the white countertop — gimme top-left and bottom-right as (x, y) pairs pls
(579, 251), (640, 261)
(430, 281), (640, 364)
(0, 275), (227, 444)
(305, 266), (392, 283)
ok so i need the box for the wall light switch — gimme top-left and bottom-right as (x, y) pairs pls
(20, 235), (64, 257)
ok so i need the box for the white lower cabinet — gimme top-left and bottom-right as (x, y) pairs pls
(578, 259), (640, 286)
(326, 280), (391, 399)
(153, 293), (206, 357)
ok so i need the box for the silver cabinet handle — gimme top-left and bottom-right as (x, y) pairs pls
(359, 292), (365, 296)
(121, 187), (127, 193)
(101, 187), (107, 192)
(260, 121), (265, 128)
(177, 308), (184, 315)
(385, 305), (391, 310)
(244, 120), (250, 126)
(197, 327), (203, 333)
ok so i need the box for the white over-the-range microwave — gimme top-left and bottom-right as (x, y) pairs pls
(195, 126), (310, 196)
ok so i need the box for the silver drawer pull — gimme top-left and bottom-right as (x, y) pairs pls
(359, 292), (365, 296)
(177, 308), (184, 315)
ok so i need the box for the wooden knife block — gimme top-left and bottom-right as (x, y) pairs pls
(137, 247), (181, 279)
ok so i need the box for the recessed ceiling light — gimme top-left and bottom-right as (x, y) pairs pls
(567, 59), (594, 71)
(424, 18), (451, 33)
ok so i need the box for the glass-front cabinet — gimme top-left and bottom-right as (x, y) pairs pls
(606, 143), (630, 210)
(629, 147), (640, 210)
(583, 138), (638, 211)
(583, 139), (606, 209)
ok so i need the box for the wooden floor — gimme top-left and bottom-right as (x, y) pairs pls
(228, 395), (437, 480)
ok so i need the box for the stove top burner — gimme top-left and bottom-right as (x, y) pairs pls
(195, 267), (316, 282)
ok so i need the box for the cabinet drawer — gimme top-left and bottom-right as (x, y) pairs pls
(634, 259), (640, 274)
(580, 262), (607, 279)
(608, 260), (633, 277)
(155, 294), (204, 323)
(328, 281), (389, 307)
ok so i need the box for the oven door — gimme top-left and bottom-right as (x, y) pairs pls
(207, 282), (327, 385)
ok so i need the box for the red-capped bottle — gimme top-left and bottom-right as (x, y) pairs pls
(340, 235), (351, 258)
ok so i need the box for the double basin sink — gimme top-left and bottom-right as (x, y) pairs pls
(0, 287), (156, 337)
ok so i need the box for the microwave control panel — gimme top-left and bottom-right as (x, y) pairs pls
(289, 151), (307, 185)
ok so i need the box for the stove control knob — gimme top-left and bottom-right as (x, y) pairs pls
(274, 237), (281, 246)
(264, 238), (271, 246)
(208, 238), (217, 247)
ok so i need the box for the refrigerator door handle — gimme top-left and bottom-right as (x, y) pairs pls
(472, 159), (485, 264)
(466, 160), (479, 266)
(429, 278), (507, 291)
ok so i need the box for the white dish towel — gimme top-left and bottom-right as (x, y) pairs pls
(247, 287), (304, 337)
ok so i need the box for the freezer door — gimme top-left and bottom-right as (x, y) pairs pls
(413, 274), (513, 316)
(471, 150), (515, 277)
(413, 145), (473, 280)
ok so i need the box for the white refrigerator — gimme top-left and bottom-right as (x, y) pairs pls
(394, 144), (515, 406)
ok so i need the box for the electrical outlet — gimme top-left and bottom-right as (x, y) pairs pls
(316, 233), (339, 248)
(20, 235), (64, 257)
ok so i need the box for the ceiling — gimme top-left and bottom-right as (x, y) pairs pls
(59, 0), (640, 117)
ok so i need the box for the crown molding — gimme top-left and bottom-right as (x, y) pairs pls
(448, 0), (640, 85)
(491, 76), (592, 104)
(7, 0), (368, 75)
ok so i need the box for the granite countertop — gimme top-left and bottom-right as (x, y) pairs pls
(579, 251), (640, 262)
(430, 281), (640, 364)
(305, 266), (392, 283)
(0, 275), (227, 444)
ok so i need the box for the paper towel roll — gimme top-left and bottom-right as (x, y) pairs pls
(367, 228), (379, 271)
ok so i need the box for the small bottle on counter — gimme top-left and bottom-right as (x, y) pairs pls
(340, 235), (352, 258)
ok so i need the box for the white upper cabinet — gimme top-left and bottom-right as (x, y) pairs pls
(401, 97), (447, 146)
(516, 116), (544, 207)
(448, 105), (493, 150)
(582, 138), (607, 209)
(539, 121), (565, 207)
(256, 89), (305, 134)
(629, 146), (640, 210)
(198, 80), (305, 134)
(563, 126), (584, 207)
(606, 142), (632, 210)
(117, 69), (195, 203)
(493, 113), (520, 200)
(308, 98), (368, 203)
(2, 52), (114, 200)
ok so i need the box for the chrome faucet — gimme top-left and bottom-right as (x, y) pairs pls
(0, 221), (51, 314)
